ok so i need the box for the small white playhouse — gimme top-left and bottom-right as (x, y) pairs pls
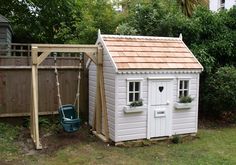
(88, 33), (203, 142)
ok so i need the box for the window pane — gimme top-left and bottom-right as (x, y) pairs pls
(179, 91), (183, 97)
(129, 82), (133, 91)
(184, 90), (188, 96)
(135, 93), (139, 101)
(179, 81), (183, 89)
(184, 81), (188, 89)
(129, 93), (133, 102)
(135, 82), (140, 91)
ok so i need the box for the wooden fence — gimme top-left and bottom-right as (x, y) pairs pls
(0, 44), (88, 119)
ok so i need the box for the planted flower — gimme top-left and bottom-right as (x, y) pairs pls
(129, 99), (143, 107)
(179, 96), (193, 103)
(175, 96), (193, 110)
(124, 99), (145, 113)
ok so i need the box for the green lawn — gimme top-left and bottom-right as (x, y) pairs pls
(1, 122), (236, 165)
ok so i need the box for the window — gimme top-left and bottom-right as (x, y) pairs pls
(220, 0), (225, 10)
(179, 80), (189, 97)
(127, 81), (141, 103)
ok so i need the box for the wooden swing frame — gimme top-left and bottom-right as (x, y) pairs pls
(31, 44), (109, 149)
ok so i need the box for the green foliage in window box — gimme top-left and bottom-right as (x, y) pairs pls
(179, 96), (193, 103)
(130, 99), (143, 107)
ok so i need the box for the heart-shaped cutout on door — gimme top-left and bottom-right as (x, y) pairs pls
(159, 86), (164, 92)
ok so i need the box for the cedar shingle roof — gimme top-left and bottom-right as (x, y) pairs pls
(101, 35), (203, 70)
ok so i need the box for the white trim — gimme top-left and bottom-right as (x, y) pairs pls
(99, 33), (118, 72)
(148, 77), (175, 80)
(114, 75), (118, 141)
(176, 77), (192, 79)
(85, 59), (92, 69)
(168, 81), (173, 137)
(174, 102), (192, 109)
(177, 79), (191, 98)
(123, 106), (146, 113)
(195, 74), (200, 132)
(86, 31), (118, 71)
(126, 78), (144, 81)
(147, 78), (174, 139)
(126, 79), (143, 105)
(117, 69), (202, 74)
(179, 33), (183, 40)
(147, 79), (151, 139)
(101, 34), (181, 41)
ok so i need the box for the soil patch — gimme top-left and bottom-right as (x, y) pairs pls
(16, 123), (97, 155)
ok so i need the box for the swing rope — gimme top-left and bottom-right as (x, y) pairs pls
(53, 52), (82, 118)
(54, 53), (62, 108)
(73, 54), (82, 117)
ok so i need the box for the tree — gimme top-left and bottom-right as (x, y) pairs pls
(0, 0), (37, 42)
(0, 0), (77, 43)
(115, 23), (137, 35)
(0, 0), (120, 44)
(177, 0), (208, 17)
(203, 66), (236, 120)
(72, 0), (120, 44)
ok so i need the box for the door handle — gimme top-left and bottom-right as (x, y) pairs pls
(166, 101), (170, 105)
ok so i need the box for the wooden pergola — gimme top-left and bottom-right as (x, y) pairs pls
(30, 44), (108, 149)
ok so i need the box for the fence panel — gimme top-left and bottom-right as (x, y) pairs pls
(0, 56), (88, 118)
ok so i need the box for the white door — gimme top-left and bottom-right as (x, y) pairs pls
(148, 79), (173, 138)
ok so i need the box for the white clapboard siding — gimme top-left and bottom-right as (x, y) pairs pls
(115, 74), (148, 142)
(117, 133), (146, 142)
(103, 52), (116, 141)
(115, 72), (200, 142)
(88, 63), (96, 127)
(172, 74), (200, 135)
(88, 47), (116, 141)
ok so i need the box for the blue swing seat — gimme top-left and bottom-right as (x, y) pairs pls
(58, 104), (80, 133)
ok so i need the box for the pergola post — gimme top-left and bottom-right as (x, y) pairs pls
(31, 46), (42, 149)
(95, 48), (102, 134)
(94, 46), (109, 140)
(98, 47), (109, 139)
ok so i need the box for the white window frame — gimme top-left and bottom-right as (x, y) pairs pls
(126, 78), (143, 105)
(178, 79), (190, 98)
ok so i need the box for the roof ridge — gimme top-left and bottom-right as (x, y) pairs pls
(101, 34), (181, 41)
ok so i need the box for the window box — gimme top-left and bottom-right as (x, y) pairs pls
(123, 106), (146, 113)
(174, 102), (192, 110)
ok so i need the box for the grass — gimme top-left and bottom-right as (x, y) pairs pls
(0, 122), (21, 162)
(1, 122), (236, 165)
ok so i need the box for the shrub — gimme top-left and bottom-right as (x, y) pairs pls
(179, 96), (193, 103)
(130, 99), (143, 107)
(172, 134), (181, 144)
(203, 66), (236, 120)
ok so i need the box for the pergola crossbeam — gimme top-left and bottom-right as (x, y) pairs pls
(31, 44), (98, 54)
